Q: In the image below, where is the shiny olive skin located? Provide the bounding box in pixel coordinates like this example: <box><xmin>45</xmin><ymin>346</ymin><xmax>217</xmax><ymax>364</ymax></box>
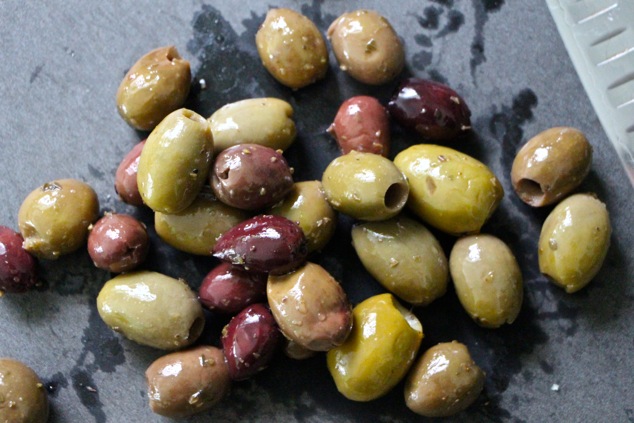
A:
<box><xmin>256</xmin><ymin>8</ymin><xmax>328</xmax><ymax>89</ymax></box>
<box><xmin>0</xmin><ymin>226</ymin><xmax>39</xmax><ymax>293</ymax></box>
<box><xmin>0</xmin><ymin>358</ymin><xmax>49</xmax><ymax>423</ymax></box>
<box><xmin>269</xmin><ymin>181</ymin><xmax>337</xmax><ymax>253</ymax></box>
<box><xmin>450</xmin><ymin>235</ymin><xmax>523</xmax><ymax>328</ymax></box>
<box><xmin>222</xmin><ymin>303</ymin><xmax>282</xmax><ymax>381</ymax></box>
<box><xmin>155</xmin><ymin>191</ymin><xmax>248</xmax><ymax>256</ymax></box>
<box><xmin>114</xmin><ymin>140</ymin><xmax>145</xmax><ymax>206</ymax></box>
<box><xmin>116</xmin><ymin>46</ymin><xmax>191</xmax><ymax>131</ymax></box>
<box><xmin>146</xmin><ymin>345</ymin><xmax>230</xmax><ymax>418</ymax></box>
<box><xmin>327</xmin><ymin>96</ymin><xmax>390</xmax><ymax>157</ymax></box>
<box><xmin>394</xmin><ymin>144</ymin><xmax>503</xmax><ymax>235</ymax></box>
<box><xmin>327</xmin><ymin>10</ymin><xmax>404</xmax><ymax>85</ymax></box>
<box><xmin>538</xmin><ymin>193</ymin><xmax>611</xmax><ymax>293</ymax></box>
<box><xmin>18</xmin><ymin>179</ymin><xmax>99</xmax><ymax>260</ymax></box>
<box><xmin>87</xmin><ymin>213</ymin><xmax>149</xmax><ymax>273</ymax></box>
<box><xmin>267</xmin><ymin>262</ymin><xmax>352</xmax><ymax>351</ymax></box>
<box><xmin>405</xmin><ymin>341</ymin><xmax>485</xmax><ymax>417</ymax></box>
<box><xmin>198</xmin><ymin>262</ymin><xmax>267</xmax><ymax>314</ymax></box>
<box><xmin>213</xmin><ymin>215</ymin><xmax>308</xmax><ymax>275</ymax></box>
<box><xmin>511</xmin><ymin>127</ymin><xmax>592</xmax><ymax>207</ymax></box>
<box><xmin>388</xmin><ymin>78</ymin><xmax>472</xmax><ymax>141</ymax></box>
<box><xmin>97</xmin><ymin>271</ymin><xmax>205</xmax><ymax>350</ymax></box>
<box><xmin>209</xmin><ymin>98</ymin><xmax>297</xmax><ymax>154</ymax></box>
<box><xmin>326</xmin><ymin>293</ymin><xmax>423</xmax><ymax>401</ymax></box>
<box><xmin>137</xmin><ymin>108</ymin><xmax>214</xmax><ymax>214</ymax></box>
<box><xmin>211</xmin><ymin>144</ymin><xmax>294</xmax><ymax>211</ymax></box>
<box><xmin>322</xmin><ymin>151</ymin><xmax>409</xmax><ymax>221</ymax></box>
<box><xmin>351</xmin><ymin>216</ymin><xmax>448</xmax><ymax>306</ymax></box>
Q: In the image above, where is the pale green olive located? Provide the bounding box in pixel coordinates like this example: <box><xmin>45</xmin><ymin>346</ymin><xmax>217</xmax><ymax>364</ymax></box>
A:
<box><xmin>0</xmin><ymin>358</ymin><xmax>49</xmax><ymax>423</ymax></box>
<box><xmin>137</xmin><ymin>108</ymin><xmax>214</xmax><ymax>214</ymax></box>
<box><xmin>351</xmin><ymin>216</ymin><xmax>448</xmax><ymax>306</ymax></box>
<box><xmin>394</xmin><ymin>144</ymin><xmax>503</xmax><ymax>235</ymax></box>
<box><xmin>322</xmin><ymin>151</ymin><xmax>409</xmax><ymax>221</ymax></box>
<box><xmin>209</xmin><ymin>97</ymin><xmax>296</xmax><ymax>154</ymax></box>
<box><xmin>269</xmin><ymin>181</ymin><xmax>337</xmax><ymax>253</ymax></box>
<box><xmin>449</xmin><ymin>234</ymin><xmax>523</xmax><ymax>328</ymax></box>
<box><xmin>538</xmin><ymin>193</ymin><xmax>611</xmax><ymax>293</ymax></box>
<box><xmin>97</xmin><ymin>271</ymin><xmax>205</xmax><ymax>350</ymax></box>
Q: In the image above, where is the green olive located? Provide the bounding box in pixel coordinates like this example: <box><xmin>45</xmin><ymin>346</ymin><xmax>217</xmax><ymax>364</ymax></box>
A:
<box><xmin>18</xmin><ymin>179</ymin><xmax>99</xmax><ymax>260</ymax></box>
<box><xmin>449</xmin><ymin>234</ymin><xmax>523</xmax><ymax>328</ymax></box>
<box><xmin>269</xmin><ymin>181</ymin><xmax>337</xmax><ymax>253</ymax></box>
<box><xmin>538</xmin><ymin>193</ymin><xmax>611</xmax><ymax>293</ymax></box>
<box><xmin>137</xmin><ymin>108</ymin><xmax>214</xmax><ymax>214</ymax></box>
<box><xmin>351</xmin><ymin>216</ymin><xmax>448</xmax><ymax>306</ymax></box>
<box><xmin>394</xmin><ymin>144</ymin><xmax>503</xmax><ymax>235</ymax></box>
<box><xmin>322</xmin><ymin>151</ymin><xmax>409</xmax><ymax>221</ymax></box>
<box><xmin>116</xmin><ymin>46</ymin><xmax>191</xmax><ymax>131</ymax></box>
<box><xmin>97</xmin><ymin>271</ymin><xmax>205</xmax><ymax>350</ymax></box>
<box><xmin>326</xmin><ymin>293</ymin><xmax>423</xmax><ymax>401</ymax></box>
<box><xmin>404</xmin><ymin>341</ymin><xmax>485</xmax><ymax>417</ymax></box>
<box><xmin>0</xmin><ymin>358</ymin><xmax>49</xmax><ymax>423</ymax></box>
<box><xmin>209</xmin><ymin>97</ymin><xmax>297</xmax><ymax>154</ymax></box>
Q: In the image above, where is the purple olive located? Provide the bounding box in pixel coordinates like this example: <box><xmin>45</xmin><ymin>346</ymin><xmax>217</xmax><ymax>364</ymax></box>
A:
<box><xmin>0</xmin><ymin>225</ymin><xmax>39</xmax><ymax>293</ymax></box>
<box><xmin>388</xmin><ymin>78</ymin><xmax>471</xmax><ymax>141</ymax></box>
<box><xmin>212</xmin><ymin>215</ymin><xmax>307</xmax><ymax>275</ymax></box>
<box><xmin>222</xmin><ymin>303</ymin><xmax>281</xmax><ymax>380</ymax></box>
<box><xmin>199</xmin><ymin>262</ymin><xmax>267</xmax><ymax>314</ymax></box>
<box><xmin>114</xmin><ymin>140</ymin><xmax>145</xmax><ymax>206</ymax></box>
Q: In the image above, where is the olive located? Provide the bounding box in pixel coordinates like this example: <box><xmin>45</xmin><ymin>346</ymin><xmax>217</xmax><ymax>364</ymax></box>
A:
<box><xmin>116</xmin><ymin>46</ymin><xmax>191</xmax><ymax>131</ymax></box>
<box><xmin>326</xmin><ymin>293</ymin><xmax>423</xmax><ymax>401</ymax></box>
<box><xmin>327</xmin><ymin>10</ymin><xmax>404</xmax><ymax>85</ymax></box>
<box><xmin>404</xmin><ymin>341</ymin><xmax>485</xmax><ymax>417</ymax></box>
<box><xmin>137</xmin><ymin>108</ymin><xmax>214</xmax><ymax>214</ymax></box>
<box><xmin>114</xmin><ymin>140</ymin><xmax>145</xmax><ymax>206</ymax></box>
<box><xmin>18</xmin><ymin>179</ymin><xmax>99</xmax><ymax>260</ymax></box>
<box><xmin>394</xmin><ymin>144</ymin><xmax>503</xmax><ymax>235</ymax></box>
<box><xmin>282</xmin><ymin>338</ymin><xmax>316</xmax><ymax>360</ymax></box>
<box><xmin>538</xmin><ymin>193</ymin><xmax>611</xmax><ymax>293</ymax></box>
<box><xmin>511</xmin><ymin>127</ymin><xmax>592</xmax><ymax>207</ymax></box>
<box><xmin>256</xmin><ymin>8</ymin><xmax>328</xmax><ymax>89</ymax></box>
<box><xmin>209</xmin><ymin>97</ymin><xmax>297</xmax><ymax>154</ymax></box>
<box><xmin>0</xmin><ymin>226</ymin><xmax>39</xmax><ymax>294</ymax></box>
<box><xmin>97</xmin><ymin>271</ymin><xmax>205</xmax><ymax>350</ymax></box>
<box><xmin>322</xmin><ymin>151</ymin><xmax>409</xmax><ymax>221</ymax></box>
<box><xmin>450</xmin><ymin>234</ymin><xmax>523</xmax><ymax>328</ymax></box>
<box><xmin>388</xmin><ymin>78</ymin><xmax>472</xmax><ymax>141</ymax></box>
<box><xmin>198</xmin><ymin>262</ymin><xmax>267</xmax><ymax>314</ymax></box>
<box><xmin>146</xmin><ymin>346</ymin><xmax>231</xmax><ymax>418</ymax></box>
<box><xmin>351</xmin><ymin>216</ymin><xmax>448</xmax><ymax>306</ymax></box>
<box><xmin>0</xmin><ymin>358</ymin><xmax>49</xmax><ymax>423</ymax></box>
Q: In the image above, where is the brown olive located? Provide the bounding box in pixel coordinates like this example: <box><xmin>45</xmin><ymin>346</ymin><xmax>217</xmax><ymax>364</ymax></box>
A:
<box><xmin>198</xmin><ymin>262</ymin><xmax>267</xmax><ymax>314</ymax></box>
<box><xmin>0</xmin><ymin>225</ymin><xmax>39</xmax><ymax>294</ymax></box>
<box><xmin>114</xmin><ymin>140</ymin><xmax>145</xmax><ymax>206</ymax></box>
<box><xmin>0</xmin><ymin>358</ymin><xmax>49</xmax><ymax>423</ymax></box>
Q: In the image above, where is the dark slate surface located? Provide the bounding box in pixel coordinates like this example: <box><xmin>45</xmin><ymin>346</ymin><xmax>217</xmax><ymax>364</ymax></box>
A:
<box><xmin>1</xmin><ymin>1</ymin><xmax>633</xmax><ymax>422</ymax></box>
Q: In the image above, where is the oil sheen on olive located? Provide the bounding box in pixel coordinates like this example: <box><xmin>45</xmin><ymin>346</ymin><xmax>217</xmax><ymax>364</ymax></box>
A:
<box><xmin>114</xmin><ymin>140</ymin><xmax>146</xmax><ymax>206</ymax></box>
<box><xmin>0</xmin><ymin>226</ymin><xmax>39</xmax><ymax>294</ymax></box>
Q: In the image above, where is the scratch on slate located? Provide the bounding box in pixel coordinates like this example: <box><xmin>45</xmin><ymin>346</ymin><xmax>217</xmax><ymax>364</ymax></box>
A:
<box><xmin>30</xmin><ymin>63</ymin><xmax>45</xmax><ymax>83</ymax></box>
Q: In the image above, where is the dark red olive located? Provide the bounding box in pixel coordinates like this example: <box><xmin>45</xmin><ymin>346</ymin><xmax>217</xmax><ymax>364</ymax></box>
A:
<box><xmin>0</xmin><ymin>225</ymin><xmax>39</xmax><ymax>293</ymax></box>
<box><xmin>222</xmin><ymin>303</ymin><xmax>281</xmax><ymax>380</ymax></box>
<box><xmin>199</xmin><ymin>263</ymin><xmax>267</xmax><ymax>314</ymax></box>
<box><xmin>388</xmin><ymin>78</ymin><xmax>471</xmax><ymax>141</ymax></box>
<box><xmin>115</xmin><ymin>140</ymin><xmax>146</xmax><ymax>206</ymax></box>
<box><xmin>212</xmin><ymin>215</ymin><xmax>307</xmax><ymax>275</ymax></box>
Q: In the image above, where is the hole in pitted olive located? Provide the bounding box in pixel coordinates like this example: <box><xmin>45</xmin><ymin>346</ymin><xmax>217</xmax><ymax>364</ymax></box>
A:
<box><xmin>516</xmin><ymin>178</ymin><xmax>545</xmax><ymax>204</ymax></box>
<box><xmin>218</xmin><ymin>167</ymin><xmax>230</xmax><ymax>180</ymax></box>
<box><xmin>188</xmin><ymin>317</ymin><xmax>205</xmax><ymax>341</ymax></box>
<box><xmin>384</xmin><ymin>182</ymin><xmax>408</xmax><ymax>210</ymax></box>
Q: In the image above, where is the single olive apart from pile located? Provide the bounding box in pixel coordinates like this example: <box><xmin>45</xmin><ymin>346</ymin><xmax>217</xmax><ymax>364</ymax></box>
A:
<box><xmin>0</xmin><ymin>226</ymin><xmax>39</xmax><ymax>293</ymax></box>
<box><xmin>0</xmin><ymin>358</ymin><xmax>49</xmax><ymax>423</ymax></box>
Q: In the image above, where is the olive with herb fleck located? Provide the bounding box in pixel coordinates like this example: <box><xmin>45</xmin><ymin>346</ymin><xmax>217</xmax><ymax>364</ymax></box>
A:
<box><xmin>0</xmin><ymin>358</ymin><xmax>49</xmax><ymax>423</ymax></box>
<box><xmin>0</xmin><ymin>226</ymin><xmax>39</xmax><ymax>294</ymax></box>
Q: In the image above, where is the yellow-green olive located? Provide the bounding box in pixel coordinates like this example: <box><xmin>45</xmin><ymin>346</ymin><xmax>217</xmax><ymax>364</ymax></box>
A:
<box><xmin>351</xmin><ymin>216</ymin><xmax>448</xmax><ymax>306</ymax></box>
<box><xmin>269</xmin><ymin>181</ymin><xmax>337</xmax><ymax>253</ymax></box>
<box><xmin>18</xmin><ymin>179</ymin><xmax>99</xmax><ymax>260</ymax></box>
<box><xmin>137</xmin><ymin>108</ymin><xmax>214</xmax><ymax>214</ymax></box>
<box><xmin>327</xmin><ymin>10</ymin><xmax>404</xmax><ymax>85</ymax></box>
<box><xmin>0</xmin><ymin>358</ymin><xmax>49</xmax><ymax>423</ymax></box>
<box><xmin>116</xmin><ymin>46</ymin><xmax>191</xmax><ymax>131</ymax></box>
<box><xmin>538</xmin><ymin>193</ymin><xmax>611</xmax><ymax>293</ymax></box>
<box><xmin>327</xmin><ymin>293</ymin><xmax>423</xmax><ymax>401</ymax></box>
<box><xmin>404</xmin><ymin>341</ymin><xmax>485</xmax><ymax>417</ymax></box>
<box><xmin>97</xmin><ymin>271</ymin><xmax>205</xmax><ymax>350</ymax></box>
<box><xmin>322</xmin><ymin>151</ymin><xmax>409</xmax><ymax>221</ymax></box>
<box><xmin>449</xmin><ymin>234</ymin><xmax>523</xmax><ymax>328</ymax></box>
<box><xmin>394</xmin><ymin>144</ymin><xmax>503</xmax><ymax>235</ymax></box>
<box><xmin>511</xmin><ymin>127</ymin><xmax>592</xmax><ymax>207</ymax></box>
<box><xmin>256</xmin><ymin>8</ymin><xmax>329</xmax><ymax>89</ymax></box>
<box><xmin>155</xmin><ymin>190</ymin><xmax>249</xmax><ymax>256</ymax></box>
<box><xmin>209</xmin><ymin>97</ymin><xmax>297</xmax><ymax>154</ymax></box>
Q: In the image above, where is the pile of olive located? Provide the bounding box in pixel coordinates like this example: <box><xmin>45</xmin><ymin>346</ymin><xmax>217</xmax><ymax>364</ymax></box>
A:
<box><xmin>0</xmin><ymin>6</ymin><xmax>612</xmax><ymax>422</ymax></box>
